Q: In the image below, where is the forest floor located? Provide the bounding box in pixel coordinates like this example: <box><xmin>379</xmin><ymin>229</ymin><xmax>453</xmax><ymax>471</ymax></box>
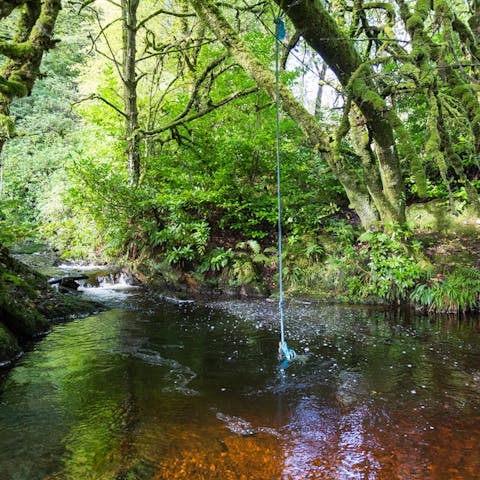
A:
<box><xmin>420</xmin><ymin>230</ymin><xmax>480</xmax><ymax>270</ymax></box>
<box><xmin>408</xmin><ymin>201</ymin><xmax>480</xmax><ymax>269</ymax></box>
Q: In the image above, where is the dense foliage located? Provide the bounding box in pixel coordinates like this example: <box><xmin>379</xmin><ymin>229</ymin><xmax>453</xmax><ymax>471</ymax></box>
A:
<box><xmin>1</xmin><ymin>0</ymin><xmax>479</xmax><ymax>313</ymax></box>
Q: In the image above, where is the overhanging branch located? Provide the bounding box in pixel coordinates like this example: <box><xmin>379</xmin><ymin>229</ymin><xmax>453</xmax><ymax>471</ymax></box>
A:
<box><xmin>142</xmin><ymin>86</ymin><xmax>259</xmax><ymax>138</ymax></box>
<box><xmin>137</xmin><ymin>8</ymin><xmax>196</xmax><ymax>30</ymax></box>
<box><xmin>74</xmin><ymin>93</ymin><xmax>127</xmax><ymax>118</ymax></box>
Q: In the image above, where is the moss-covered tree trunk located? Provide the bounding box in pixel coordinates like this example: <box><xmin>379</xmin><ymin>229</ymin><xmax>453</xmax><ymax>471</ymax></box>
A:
<box><xmin>393</xmin><ymin>0</ymin><xmax>480</xmax><ymax>214</ymax></box>
<box><xmin>273</xmin><ymin>0</ymin><xmax>406</xmax><ymax>225</ymax></box>
<box><xmin>0</xmin><ymin>0</ymin><xmax>62</xmax><ymax>154</ymax></box>
<box><xmin>0</xmin><ymin>0</ymin><xmax>62</xmax><ymax>364</ymax></box>
<box><xmin>190</xmin><ymin>0</ymin><xmax>380</xmax><ymax>229</ymax></box>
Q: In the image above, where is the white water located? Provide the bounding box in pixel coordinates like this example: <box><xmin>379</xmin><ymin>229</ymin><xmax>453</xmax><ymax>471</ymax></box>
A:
<box><xmin>65</xmin><ymin>267</ymin><xmax>142</xmax><ymax>303</ymax></box>
<box><xmin>56</xmin><ymin>263</ymin><xmax>110</xmax><ymax>271</ymax></box>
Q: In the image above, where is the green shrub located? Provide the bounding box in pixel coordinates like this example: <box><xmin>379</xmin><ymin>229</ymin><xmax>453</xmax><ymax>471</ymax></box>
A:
<box><xmin>346</xmin><ymin>225</ymin><xmax>426</xmax><ymax>303</ymax></box>
<box><xmin>411</xmin><ymin>266</ymin><xmax>480</xmax><ymax>313</ymax></box>
<box><xmin>199</xmin><ymin>247</ymin><xmax>235</xmax><ymax>273</ymax></box>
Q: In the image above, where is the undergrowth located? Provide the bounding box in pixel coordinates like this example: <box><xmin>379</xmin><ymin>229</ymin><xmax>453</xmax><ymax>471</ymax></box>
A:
<box><xmin>261</xmin><ymin>222</ymin><xmax>480</xmax><ymax>314</ymax></box>
<box><xmin>411</xmin><ymin>266</ymin><xmax>480</xmax><ymax>314</ymax></box>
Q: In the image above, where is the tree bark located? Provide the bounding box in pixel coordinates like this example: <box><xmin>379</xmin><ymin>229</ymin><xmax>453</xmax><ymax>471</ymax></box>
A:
<box><xmin>122</xmin><ymin>0</ymin><xmax>141</xmax><ymax>186</ymax></box>
<box><xmin>314</xmin><ymin>61</ymin><xmax>327</xmax><ymax>118</ymax></box>
<box><xmin>0</xmin><ymin>0</ymin><xmax>25</xmax><ymax>19</ymax></box>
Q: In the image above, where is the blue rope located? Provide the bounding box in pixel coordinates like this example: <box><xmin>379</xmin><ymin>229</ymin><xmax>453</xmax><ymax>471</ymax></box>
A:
<box><xmin>275</xmin><ymin>17</ymin><xmax>296</xmax><ymax>364</ymax></box>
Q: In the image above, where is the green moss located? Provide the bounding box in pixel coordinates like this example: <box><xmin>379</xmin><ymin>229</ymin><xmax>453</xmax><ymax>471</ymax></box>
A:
<box><xmin>0</xmin><ymin>249</ymin><xmax>47</xmax><ymax>337</ymax></box>
<box><xmin>417</xmin><ymin>0</ymin><xmax>431</xmax><ymax>16</ymax></box>
<box><xmin>0</xmin><ymin>322</ymin><xmax>21</xmax><ymax>363</ymax></box>
<box><xmin>0</xmin><ymin>297</ymin><xmax>48</xmax><ymax>337</ymax></box>
<box><xmin>362</xmin><ymin>90</ymin><xmax>386</xmax><ymax>110</ymax></box>
<box><xmin>0</xmin><ymin>113</ymin><xmax>15</xmax><ymax>138</ymax></box>
<box><xmin>2</xmin><ymin>272</ymin><xmax>28</xmax><ymax>288</ymax></box>
<box><xmin>452</xmin><ymin>84</ymin><xmax>478</xmax><ymax>111</ymax></box>
<box><xmin>350</xmin><ymin>78</ymin><xmax>386</xmax><ymax>111</ymax></box>
<box><xmin>0</xmin><ymin>73</ymin><xmax>23</xmax><ymax>97</ymax></box>
<box><xmin>390</xmin><ymin>112</ymin><xmax>427</xmax><ymax>197</ymax></box>
<box><xmin>472</xmin><ymin>113</ymin><xmax>480</xmax><ymax>130</ymax></box>
<box><xmin>434</xmin><ymin>0</ymin><xmax>453</xmax><ymax>19</ymax></box>
<box><xmin>406</xmin><ymin>13</ymin><xmax>424</xmax><ymax>31</ymax></box>
<box><xmin>0</xmin><ymin>245</ymin><xmax>102</xmax><ymax>347</ymax></box>
<box><xmin>0</xmin><ymin>40</ymin><xmax>35</xmax><ymax>59</ymax></box>
<box><xmin>411</xmin><ymin>45</ymin><xmax>430</xmax><ymax>63</ymax></box>
<box><xmin>6</xmin><ymin>75</ymin><xmax>28</xmax><ymax>97</ymax></box>
<box><xmin>350</xmin><ymin>78</ymin><xmax>367</xmax><ymax>96</ymax></box>
<box><xmin>407</xmin><ymin>200</ymin><xmax>478</xmax><ymax>231</ymax></box>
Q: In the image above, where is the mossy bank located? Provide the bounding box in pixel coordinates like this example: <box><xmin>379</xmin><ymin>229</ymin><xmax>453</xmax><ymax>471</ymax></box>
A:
<box><xmin>0</xmin><ymin>246</ymin><xmax>102</xmax><ymax>366</ymax></box>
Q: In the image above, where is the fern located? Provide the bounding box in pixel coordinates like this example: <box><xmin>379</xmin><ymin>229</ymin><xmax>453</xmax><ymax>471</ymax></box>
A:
<box><xmin>412</xmin><ymin>266</ymin><xmax>480</xmax><ymax>313</ymax></box>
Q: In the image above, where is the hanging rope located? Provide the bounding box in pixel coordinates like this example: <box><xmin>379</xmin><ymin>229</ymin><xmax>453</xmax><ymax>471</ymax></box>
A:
<box><xmin>275</xmin><ymin>17</ymin><xmax>296</xmax><ymax>363</ymax></box>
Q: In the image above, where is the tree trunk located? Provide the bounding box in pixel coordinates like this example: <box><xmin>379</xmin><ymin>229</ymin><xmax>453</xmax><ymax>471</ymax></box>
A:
<box><xmin>122</xmin><ymin>0</ymin><xmax>141</xmax><ymax>186</ymax></box>
<box><xmin>314</xmin><ymin>61</ymin><xmax>327</xmax><ymax>118</ymax></box>
<box><xmin>190</xmin><ymin>0</ymin><xmax>380</xmax><ymax>229</ymax></box>
<box><xmin>274</xmin><ymin>0</ymin><xmax>406</xmax><ymax>225</ymax></box>
<box><xmin>0</xmin><ymin>0</ymin><xmax>61</xmax><ymax>156</ymax></box>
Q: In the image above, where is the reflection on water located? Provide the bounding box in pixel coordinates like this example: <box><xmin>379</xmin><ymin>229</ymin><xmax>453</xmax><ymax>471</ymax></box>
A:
<box><xmin>0</xmin><ymin>292</ymin><xmax>480</xmax><ymax>479</ymax></box>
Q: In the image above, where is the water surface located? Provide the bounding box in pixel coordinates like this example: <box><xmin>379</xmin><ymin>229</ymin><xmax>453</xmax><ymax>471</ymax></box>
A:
<box><xmin>1</xmin><ymin>288</ymin><xmax>479</xmax><ymax>479</ymax></box>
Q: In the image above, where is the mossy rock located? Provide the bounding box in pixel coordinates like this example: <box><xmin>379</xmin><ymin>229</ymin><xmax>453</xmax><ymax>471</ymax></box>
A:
<box><xmin>0</xmin><ymin>323</ymin><xmax>21</xmax><ymax>364</ymax></box>
<box><xmin>0</xmin><ymin>245</ymin><xmax>105</xmax><ymax>365</ymax></box>
<box><xmin>0</xmin><ymin>303</ymin><xmax>48</xmax><ymax>338</ymax></box>
<box><xmin>37</xmin><ymin>290</ymin><xmax>103</xmax><ymax>319</ymax></box>
<box><xmin>0</xmin><ymin>250</ymin><xmax>50</xmax><ymax>337</ymax></box>
<box><xmin>407</xmin><ymin>200</ymin><xmax>480</xmax><ymax>233</ymax></box>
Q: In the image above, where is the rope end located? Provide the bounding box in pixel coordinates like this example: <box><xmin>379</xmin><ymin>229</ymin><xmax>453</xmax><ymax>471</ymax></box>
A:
<box><xmin>278</xmin><ymin>341</ymin><xmax>296</xmax><ymax>362</ymax></box>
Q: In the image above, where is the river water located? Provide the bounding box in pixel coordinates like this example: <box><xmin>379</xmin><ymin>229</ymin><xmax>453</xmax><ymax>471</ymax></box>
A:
<box><xmin>0</xmin><ymin>283</ymin><xmax>479</xmax><ymax>479</ymax></box>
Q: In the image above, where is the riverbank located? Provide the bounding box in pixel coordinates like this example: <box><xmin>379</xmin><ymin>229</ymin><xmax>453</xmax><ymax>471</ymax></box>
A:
<box><xmin>0</xmin><ymin>245</ymin><xmax>103</xmax><ymax>366</ymax></box>
<box><xmin>134</xmin><ymin>202</ymin><xmax>480</xmax><ymax>314</ymax></box>
<box><xmin>1</xmin><ymin>200</ymin><xmax>479</xmax><ymax>366</ymax></box>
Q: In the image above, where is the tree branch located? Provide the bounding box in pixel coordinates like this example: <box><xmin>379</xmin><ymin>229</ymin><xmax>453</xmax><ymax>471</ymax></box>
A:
<box><xmin>280</xmin><ymin>30</ymin><xmax>300</xmax><ymax>71</ymax></box>
<box><xmin>137</xmin><ymin>38</ymin><xmax>215</xmax><ymax>62</ymax></box>
<box><xmin>87</xmin><ymin>6</ymin><xmax>125</xmax><ymax>83</ymax></box>
<box><xmin>0</xmin><ymin>40</ymin><xmax>34</xmax><ymax>59</ymax></box>
<box><xmin>177</xmin><ymin>53</ymin><xmax>229</xmax><ymax>122</ymax></box>
<box><xmin>142</xmin><ymin>87</ymin><xmax>259</xmax><ymax>137</ymax></box>
<box><xmin>0</xmin><ymin>0</ymin><xmax>25</xmax><ymax>19</ymax></box>
<box><xmin>75</xmin><ymin>94</ymin><xmax>127</xmax><ymax>118</ymax></box>
<box><xmin>137</xmin><ymin>8</ymin><xmax>196</xmax><ymax>30</ymax></box>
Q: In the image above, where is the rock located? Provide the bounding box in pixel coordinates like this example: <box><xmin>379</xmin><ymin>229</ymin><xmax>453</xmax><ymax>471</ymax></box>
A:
<box><xmin>47</xmin><ymin>274</ymin><xmax>88</xmax><ymax>290</ymax></box>
<box><xmin>0</xmin><ymin>323</ymin><xmax>21</xmax><ymax>366</ymax></box>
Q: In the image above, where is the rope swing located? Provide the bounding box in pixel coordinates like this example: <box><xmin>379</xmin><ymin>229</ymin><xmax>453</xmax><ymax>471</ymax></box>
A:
<box><xmin>275</xmin><ymin>17</ymin><xmax>296</xmax><ymax>364</ymax></box>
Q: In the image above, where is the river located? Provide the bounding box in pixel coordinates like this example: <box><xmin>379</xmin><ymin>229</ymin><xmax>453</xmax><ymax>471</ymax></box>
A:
<box><xmin>0</xmin><ymin>281</ymin><xmax>479</xmax><ymax>479</ymax></box>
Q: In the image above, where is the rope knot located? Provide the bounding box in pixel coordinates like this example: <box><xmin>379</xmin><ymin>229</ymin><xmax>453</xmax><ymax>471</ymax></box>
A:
<box><xmin>278</xmin><ymin>341</ymin><xmax>296</xmax><ymax>362</ymax></box>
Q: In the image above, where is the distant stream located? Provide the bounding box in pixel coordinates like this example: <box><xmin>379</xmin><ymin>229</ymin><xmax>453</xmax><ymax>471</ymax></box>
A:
<box><xmin>0</xmin><ymin>276</ymin><xmax>479</xmax><ymax>479</ymax></box>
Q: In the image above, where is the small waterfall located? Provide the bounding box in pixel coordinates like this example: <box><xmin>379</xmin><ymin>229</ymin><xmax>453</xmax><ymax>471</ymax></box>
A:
<box><xmin>78</xmin><ymin>271</ymin><xmax>137</xmax><ymax>290</ymax></box>
<box><xmin>48</xmin><ymin>264</ymin><xmax>141</xmax><ymax>302</ymax></box>
<box><xmin>75</xmin><ymin>269</ymin><xmax>142</xmax><ymax>304</ymax></box>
